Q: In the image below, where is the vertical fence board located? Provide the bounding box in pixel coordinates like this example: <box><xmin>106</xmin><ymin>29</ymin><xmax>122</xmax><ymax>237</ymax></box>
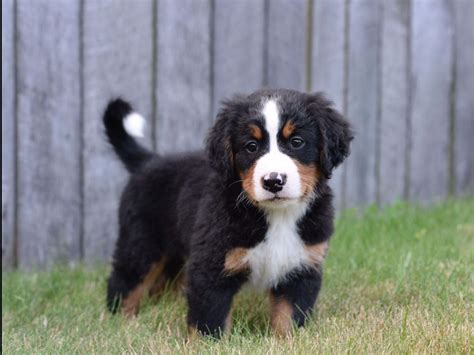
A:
<box><xmin>409</xmin><ymin>0</ymin><xmax>453</xmax><ymax>202</ymax></box>
<box><xmin>266</xmin><ymin>0</ymin><xmax>307</xmax><ymax>90</ymax></box>
<box><xmin>453</xmin><ymin>0</ymin><xmax>474</xmax><ymax>196</ymax></box>
<box><xmin>156</xmin><ymin>0</ymin><xmax>211</xmax><ymax>154</ymax></box>
<box><xmin>2</xmin><ymin>0</ymin><xmax>15</xmax><ymax>268</ymax></box>
<box><xmin>213</xmin><ymin>0</ymin><xmax>265</xmax><ymax>117</ymax></box>
<box><xmin>4</xmin><ymin>0</ymin><xmax>474</xmax><ymax>269</ymax></box>
<box><xmin>379</xmin><ymin>0</ymin><xmax>409</xmax><ymax>204</ymax></box>
<box><xmin>345</xmin><ymin>0</ymin><xmax>382</xmax><ymax>208</ymax></box>
<box><xmin>312</xmin><ymin>0</ymin><xmax>347</xmax><ymax>211</ymax></box>
<box><xmin>16</xmin><ymin>0</ymin><xmax>81</xmax><ymax>268</ymax></box>
<box><xmin>83</xmin><ymin>0</ymin><xmax>153</xmax><ymax>263</ymax></box>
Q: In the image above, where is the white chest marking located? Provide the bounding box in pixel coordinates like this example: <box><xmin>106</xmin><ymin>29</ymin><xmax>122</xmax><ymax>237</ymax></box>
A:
<box><xmin>245</xmin><ymin>202</ymin><xmax>311</xmax><ymax>290</ymax></box>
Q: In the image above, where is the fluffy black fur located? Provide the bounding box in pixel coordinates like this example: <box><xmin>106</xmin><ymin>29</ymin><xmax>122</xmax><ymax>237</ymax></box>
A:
<box><xmin>104</xmin><ymin>89</ymin><xmax>353</xmax><ymax>338</ymax></box>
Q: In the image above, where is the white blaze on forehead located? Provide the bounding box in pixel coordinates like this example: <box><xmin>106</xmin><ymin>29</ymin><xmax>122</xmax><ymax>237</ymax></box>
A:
<box><xmin>262</xmin><ymin>99</ymin><xmax>280</xmax><ymax>152</ymax></box>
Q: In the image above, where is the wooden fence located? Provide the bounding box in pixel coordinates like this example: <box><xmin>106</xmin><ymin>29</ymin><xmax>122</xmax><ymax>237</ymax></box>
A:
<box><xmin>2</xmin><ymin>0</ymin><xmax>473</xmax><ymax>269</ymax></box>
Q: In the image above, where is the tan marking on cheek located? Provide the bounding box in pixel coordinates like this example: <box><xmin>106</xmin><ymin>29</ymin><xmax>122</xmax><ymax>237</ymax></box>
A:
<box><xmin>122</xmin><ymin>259</ymin><xmax>167</xmax><ymax>317</ymax></box>
<box><xmin>305</xmin><ymin>241</ymin><xmax>329</xmax><ymax>269</ymax></box>
<box><xmin>239</xmin><ymin>163</ymin><xmax>257</xmax><ymax>201</ymax></box>
<box><xmin>293</xmin><ymin>160</ymin><xmax>320</xmax><ymax>196</ymax></box>
<box><xmin>249</xmin><ymin>124</ymin><xmax>262</xmax><ymax>140</ymax></box>
<box><xmin>282</xmin><ymin>121</ymin><xmax>296</xmax><ymax>139</ymax></box>
<box><xmin>224</xmin><ymin>247</ymin><xmax>250</xmax><ymax>274</ymax></box>
<box><xmin>270</xmin><ymin>294</ymin><xmax>294</xmax><ymax>337</ymax></box>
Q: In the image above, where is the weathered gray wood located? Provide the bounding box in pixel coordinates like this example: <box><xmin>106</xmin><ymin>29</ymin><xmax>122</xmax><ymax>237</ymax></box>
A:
<box><xmin>155</xmin><ymin>0</ymin><xmax>211</xmax><ymax>154</ymax></box>
<box><xmin>409</xmin><ymin>0</ymin><xmax>453</xmax><ymax>202</ymax></box>
<box><xmin>266</xmin><ymin>0</ymin><xmax>307</xmax><ymax>90</ymax></box>
<box><xmin>453</xmin><ymin>0</ymin><xmax>474</xmax><ymax>196</ymax></box>
<box><xmin>4</xmin><ymin>0</ymin><xmax>474</xmax><ymax>269</ymax></box>
<box><xmin>16</xmin><ymin>0</ymin><xmax>81</xmax><ymax>268</ymax></box>
<box><xmin>312</xmin><ymin>0</ymin><xmax>347</xmax><ymax>211</ymax></box>
<box><xmin>213</xmin><ymin>0</ymin><xmax>265</xmax><ymax>117</ymax></box>
<box><xmin>345</xmin><ymin>0</ymin><xmax>382</xmax><ymax>208</ymax></box>
<box><xmin>2</xmin><ymin>0</ymin><xmax>15</xmax><ymax>269</ymax></box>
<box><xmin>379</xmin><ymin>0</ymin><xmax>409</xmax><ymax>205</ymax></box>
<box><xmin>83</xmin><ymin>0</ymin><xmax>154</xmax><ymax>263</ymax></box>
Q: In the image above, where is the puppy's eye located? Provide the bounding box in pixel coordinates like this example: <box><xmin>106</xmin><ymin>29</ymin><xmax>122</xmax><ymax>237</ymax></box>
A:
<box><xmin>290</xmin><ymin>136</ymin><xmax>305</xmax><ymax>149</ymax></box>
<box><xmin>245</xmin><ymin>141</ymin><xmax>258</xmax><ymax>153</ymax></box>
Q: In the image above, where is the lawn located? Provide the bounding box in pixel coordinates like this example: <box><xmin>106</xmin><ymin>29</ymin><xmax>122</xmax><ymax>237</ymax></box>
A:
<box><xmin>3</xmin><ymin>199</ymin><xmax>473</xmax><ymax>354</ymax></box>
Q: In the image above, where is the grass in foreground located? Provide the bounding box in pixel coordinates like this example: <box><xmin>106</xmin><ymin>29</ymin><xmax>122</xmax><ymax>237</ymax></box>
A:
<box><xmin>3</xmin><ymin>199</ymin><xmax>474</xmax><ymax>354</ymax></box>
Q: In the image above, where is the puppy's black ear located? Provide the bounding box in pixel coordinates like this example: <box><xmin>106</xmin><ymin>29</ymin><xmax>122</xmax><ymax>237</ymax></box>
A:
<box><xmin>308</xmin><ymin>93</ymin><xmax>354</xmax><ymax>179</ymax></box>
<box><xmin>206</xmin><ymin>106</ymin><xmax>235</xmax><ymax>182</ymax></box>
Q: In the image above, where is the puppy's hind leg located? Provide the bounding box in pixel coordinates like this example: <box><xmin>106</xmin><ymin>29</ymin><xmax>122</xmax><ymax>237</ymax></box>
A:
<box><xmin>107</xmin><ymin>260</ymin><xmax>166</xmax><ymax>317</ymax></box>
<box><xmin>107</xmin><ymin>248</ymin><xmax>167</xmax><ymax>317</ymax></box>
<box><xmin>148</xmin><ymin>256</ymin><xmax>186</xmax><ymax>298</ymax></box>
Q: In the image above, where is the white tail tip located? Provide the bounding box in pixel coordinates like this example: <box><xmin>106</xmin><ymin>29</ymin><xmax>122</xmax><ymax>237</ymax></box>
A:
<box><xmin>123</xmin><ymin>112</ymin><xmax>146</xmax><ymax>138</ymax></box>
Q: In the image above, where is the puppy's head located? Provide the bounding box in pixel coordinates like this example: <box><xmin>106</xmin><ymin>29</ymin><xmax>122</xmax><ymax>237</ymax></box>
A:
<box><xmin>206</xmin><ymin>89</ymin><xmax>353</xmax><ymax>209</ymax></box>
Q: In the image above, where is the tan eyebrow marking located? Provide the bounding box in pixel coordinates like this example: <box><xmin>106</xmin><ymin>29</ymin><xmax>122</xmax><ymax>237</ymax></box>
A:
<box><xmin>282</xmin><ymin>120</ymin><xmax>296</xmax><ymax>139</ymax></box>
<box><xmin>249</xmin><ymin>124</ymin><xmax>262</xmax><ymax>140</ymax></box>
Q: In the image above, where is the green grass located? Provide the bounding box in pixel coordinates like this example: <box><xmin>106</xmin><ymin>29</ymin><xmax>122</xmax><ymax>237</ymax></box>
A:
<box><xmin>3</xmin><ymin>199</ymin><xmax>474</xmax><ymax>354</ymax></box>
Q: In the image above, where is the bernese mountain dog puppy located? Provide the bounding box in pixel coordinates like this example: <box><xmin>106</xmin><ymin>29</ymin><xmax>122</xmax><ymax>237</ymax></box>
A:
<box><xmin>104</xmin><ymin>88</ymin><xmax>353</xmax><ymax>338</ymax></box>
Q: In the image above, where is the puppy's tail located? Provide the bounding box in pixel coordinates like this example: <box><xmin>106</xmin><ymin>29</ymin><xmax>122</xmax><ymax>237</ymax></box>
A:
<box><xmin>103</xmin><ymin>99</ymin><xmax>153</xmax><ymax>174</ymax></box>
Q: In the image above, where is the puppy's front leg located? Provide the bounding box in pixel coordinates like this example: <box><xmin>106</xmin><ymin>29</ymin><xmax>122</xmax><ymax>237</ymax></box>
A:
<box><xmin>270</xmin><ymin>268</ymin><xmax>322</xmax><ymax>337</ymax></box>
<box><xmin>186</xmin><ymin>270</ymin><xmax>241</xmax><ymax>338</ymax></box>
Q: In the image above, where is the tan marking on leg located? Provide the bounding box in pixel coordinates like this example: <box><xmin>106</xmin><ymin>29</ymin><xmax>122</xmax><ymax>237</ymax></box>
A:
<box><xmin>149</xmin><ymin>268</ymin><xmax>186</xmax><ymax>298</ymax></box>
<box><xmin>293</xmin><ymin>160</ymin><xmax>320</xmax><ymax>197</ymax></box>
<box><xmin>239</xmin><ymin>163</ymin><xmax>257</xmax><ymax>202</ymax></box>
<box><xmin>270</xmin><ymin>294</ymin><xmax>294</xmax><ymax>337</ymax></box>
<box><xmin>249</xmin><ymin>124</ymin><xmax>263</xmax><ymax>140</ymax></box>
<box><xmin>305</xmin><ymin>241</ymin><xmax>329</xmax><ymax>269</ymax></box>
<box><xmin>224</xmin><ymin>247</ymin><xmax>250</xmax><ymax>275</ymax></box>
<box><xmin>187</xmin><ymin>325</ymin><xmax>199</xmax><ymax>341</ymax></box>
<box><xmin>187</xmin><ymin>309</ymin><xmax>232</xmax><ymax>339</ymax></box>
<box><xmin>172</xmin><ymin>270</ymin><xmax>187</xmax><ymax>294</ymax></box>
<box><xmin>282</xmin><ymin>120</ymin><xmax>296</xmax><ymax>139</ymax></box>
<box><xmin>148</xmin><ymin>274</ymin><xmax>167</xmax><ymax>298</ymax></box>
<box><xmin>225</xmin><ymin>310</ymin><xmax>233</xmax><ymax>333</ymax></box>
<box><xmin>122</xmin><ymin>259</ymin><xmax>166</xmax><ymax>317</ymax></box>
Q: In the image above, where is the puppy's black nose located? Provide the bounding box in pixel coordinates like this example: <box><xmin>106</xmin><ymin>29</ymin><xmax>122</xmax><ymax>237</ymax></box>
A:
<box><xmin>262</xmin><ymin>172</ymin><xmax>287</xmax><ymax>193</ymax></box>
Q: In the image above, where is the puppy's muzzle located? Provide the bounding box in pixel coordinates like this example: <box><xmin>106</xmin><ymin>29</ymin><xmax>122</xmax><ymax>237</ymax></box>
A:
<box><xmin>262</xmin><ymin>172</ymin><xmax>287</xmax><ymax>193</ymax></box>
